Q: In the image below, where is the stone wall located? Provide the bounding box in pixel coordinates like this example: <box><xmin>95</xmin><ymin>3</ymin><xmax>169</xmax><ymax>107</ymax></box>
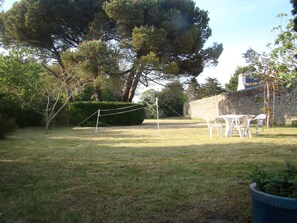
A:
<box><xmin>184</xmin><ymin>86</ymin><xmax>297</xmax><ymax>125</ymax></box>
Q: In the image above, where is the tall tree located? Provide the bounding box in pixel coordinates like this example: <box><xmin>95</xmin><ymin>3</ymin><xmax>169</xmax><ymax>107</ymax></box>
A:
<box><xmin>62</xmin><ymin>40</ymin><xmax>121</xmax><ymax>101</ymax></box>
<box><xmin>197</xmin><ymin>77</ymin><xmax>225</xmax><ymax>99</ymax></box>
<box><xmin>103</xmin><ymin>0</ymin><xmax>223</xmax><ymax>102</ymax></box>
<box><xmin>1</xmin><ymin>0</ymin><xmax>223</xmax><ymax>103</ymax></box>
<box><xmin>0</xmin><ymin>0</ymin><xmax>103</xmax><ymax>62</ymax></box>
<box><xmin>0</xmin><ymin>0</ymin><xmax>111</xmax><ymax>92</ymax></box>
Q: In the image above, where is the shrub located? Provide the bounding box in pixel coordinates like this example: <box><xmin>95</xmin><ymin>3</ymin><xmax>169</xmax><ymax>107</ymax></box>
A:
<box><xmin>0</xmin><ymin>114</ymin><xmax>18</xmax><ymax>139</ymax></box>
<box><xmin>251</xmin><ymin>163</ymin><xmax>297</xmax><ymax>198</ymax></box>
<box><xmin>69</xmin><ymin>101</ymin><xmax>145</xmax><ymax>127</ymax></box>
<box><xmin>0</xmin><ymin>93</ymin><xmax>43</xmax><ymax>127</ymax></box>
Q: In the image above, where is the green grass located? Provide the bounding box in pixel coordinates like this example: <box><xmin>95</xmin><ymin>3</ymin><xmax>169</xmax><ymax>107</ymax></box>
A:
<box><xmin>1</xmin><ymin>119</ymin><xmax>297</xmax><ymax>223</ymax></box>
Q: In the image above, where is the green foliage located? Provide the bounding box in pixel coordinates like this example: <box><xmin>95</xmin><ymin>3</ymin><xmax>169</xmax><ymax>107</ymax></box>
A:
<box><xmin>0</xmin><ymin>0</ymin><xmax>102</xmax><ymax>55</ymax></box>
<box><xmin>139</xmin><ymin>89</ymin><xmax>158</xmax><ymax>118</ymax></box>
<box><xmin>251</xmin><ymin>163</ymin><xmax>297</xmax><ymax>198</ymax></box>
<box><xmin>0</xmin><ymin>93</ymin><xmax>43</xmax><ymax>127</ymax></box>
<box><xmin>0</xmin><ymin>114</ymin><xmax>17</xmax><ymax>139</ymax></box>
<box><xmin>74</xmin><ymin>85</ymin><xmax>121</xmax><ymax>102</ymax></box>
<box><xmin>185</xmin><ymin>78</ymin><xmax>200</xmax><ymax>101</ymax></box>
<box><xmin>0</xmin><ymin>50</ymin><xmax>45</xmax><ymax>128</ymax></box>
<box><xmin>62</xmin><ymin>40</ymin><xmax>121</xmax><ymax>101</ymax></box>
<box><xmin>0</xmin><ymin>50</ymin><xmax>43</xmax><ymax>99</ymax></box>
<box><xmin>69</xmin><ymin>101</ymin><xmax>145</xmax><ymax>127</ymax></box>
<box><xmin>158</xmin><ymin>81</ymin><xmax>187</xmax><ymax>117</ymax></box>
<box><xmin>1</xmin><ymin>0</ymin><xmax>223</xmax><ymax>103</ymax></box>
<box><xmin>103</xmin><ymin>0</ymin><xmax>223</xmax><ymax>101</ymax></box>
<box><xmin>197</xmin><ymin>77</ymin><xmax>226</xmax><ymax>99</ymax></box>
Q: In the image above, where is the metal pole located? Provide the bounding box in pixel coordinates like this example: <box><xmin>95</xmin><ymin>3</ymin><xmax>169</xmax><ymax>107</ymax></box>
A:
<box><xmin>156</xmin><ymin>97</ymin><xmax>160</xmax><ymax>136</ymax></box>
<box><xmin>95</xmin><ymin>109</ymin><xmax>100</xmax><ymax>134</ymax></box>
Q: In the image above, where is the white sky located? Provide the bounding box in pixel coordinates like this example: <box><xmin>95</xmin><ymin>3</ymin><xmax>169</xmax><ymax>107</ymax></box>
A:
<box><xmin>2</xmin><ymin>0</ymin><xmax>294</xmax><ymax>92</ymax></box>
<box><xmin>194</xmin><ymin>0</ymin><xmax>294</xmax><ymax>85</ymax></box>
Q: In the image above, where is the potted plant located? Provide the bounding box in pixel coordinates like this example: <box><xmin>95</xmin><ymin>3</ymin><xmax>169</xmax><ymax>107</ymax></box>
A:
<box><xmin>250</xmin><ymin>163</ymin><xmax>297</xmax><ymax>223</ymax></box>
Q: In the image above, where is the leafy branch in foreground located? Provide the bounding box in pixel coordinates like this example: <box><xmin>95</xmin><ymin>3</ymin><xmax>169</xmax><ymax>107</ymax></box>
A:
<box><xmin>251</xmin><ymin>163</ymin><xmax>297</xmax><ymax>198</ymax></box>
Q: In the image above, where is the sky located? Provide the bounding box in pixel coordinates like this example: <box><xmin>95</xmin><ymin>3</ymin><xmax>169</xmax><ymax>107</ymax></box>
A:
<box><xmin>2</xmin><ymin>0</ymin><xmax>294</xmax><ymax>87</ymax></box>
<box><xmin>193</xmin><ymin>0</ymin><xmax>294</xmax><ymax>85</ymax></box>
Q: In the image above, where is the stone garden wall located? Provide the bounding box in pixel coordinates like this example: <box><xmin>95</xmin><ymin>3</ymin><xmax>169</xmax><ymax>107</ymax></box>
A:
<box><xmin>184</xmin><ymin>86</ymin><xmax>297</xmax><ymax>125</ymax></box>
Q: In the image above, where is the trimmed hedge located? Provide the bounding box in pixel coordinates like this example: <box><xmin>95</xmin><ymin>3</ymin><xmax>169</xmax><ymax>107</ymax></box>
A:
<box><xmin>69</xmin><ymin>101</ymin><xmax>145</xmax><ymax>127</ymax></box>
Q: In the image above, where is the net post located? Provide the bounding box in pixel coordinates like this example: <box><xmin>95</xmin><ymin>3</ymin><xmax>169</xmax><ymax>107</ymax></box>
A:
<box><xmin>95</xmin><ymin>109</ymin><xmax>100</xmax><ymax>134</ymax></box>
<box><xmin>156</xmin><ymin>97</ymin><xmax>160</xmax><ymax>136</ymax></box>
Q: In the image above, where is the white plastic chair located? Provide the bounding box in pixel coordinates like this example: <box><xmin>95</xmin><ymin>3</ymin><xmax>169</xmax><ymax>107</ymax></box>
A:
<box><xmin>205</xmin><ymin>117</ymin><xmax>223</xmax><ymax>138</ymax></box>
<box><xmin>232</xmin><ymin>115</ymin><xmax>253</xmax><ymax>139</ymax></box>
<box><xmin>252</xmin><ymin>114</ymin><xmax>266</xmax><ymax>135</ymax></box>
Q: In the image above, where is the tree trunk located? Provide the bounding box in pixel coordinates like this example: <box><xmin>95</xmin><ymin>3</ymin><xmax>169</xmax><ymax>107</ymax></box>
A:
<box><xmin>272</xmin><ymin>82</ymin><xmax>276</xmax><ymax>125</ymax></box>
<box><xmin>45</xmin><ymin>119</ymin><xmax>50</xmax><ymax>134</ymax></box>
<box><xmin>266</xmin><ymin>81</ymin><xmax>271</xmax><ymax>128</ymax></box>
<box><xmin>94</xmin><ymin>85</ymin><xmax>102</xmax><ymax>101</ymax></box>
<box><xmin>122</xmin><ymin>71</ymin><xmax>135</xmax><ymax>102</ymax></box>
<box><xmin>127</xmin><ymin>69</ymin><xmax>142</xmax><ymax>102</ymax></box>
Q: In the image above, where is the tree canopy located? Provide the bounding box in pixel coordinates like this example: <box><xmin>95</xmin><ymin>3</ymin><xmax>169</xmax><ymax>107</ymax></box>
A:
<box><xmin>103</xmin><ymin>0</ymin><xmax>223</xmax><ymax>101</ymax></box>
<box><xmin>196</xmin><ymin>77</ymin><xmax>225</xmax><ymax>99</ymax></box>
<box><xmin>0</xmin><ymin>0</ymin><xmax>223</xmax><ymax>102</ymax></box>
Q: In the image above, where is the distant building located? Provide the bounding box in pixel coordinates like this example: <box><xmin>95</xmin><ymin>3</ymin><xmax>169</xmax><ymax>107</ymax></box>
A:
<box><xmin>237</xmin><ymin>73</ymin><xmax>263</xmax><ymax>91</ymax></box>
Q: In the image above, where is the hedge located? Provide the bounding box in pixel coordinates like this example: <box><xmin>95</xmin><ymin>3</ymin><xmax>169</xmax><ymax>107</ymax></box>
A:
<box><xmin>69</xmin><ymin>101</ymin><xmax>145</xmax><ymax>127</ymax></box>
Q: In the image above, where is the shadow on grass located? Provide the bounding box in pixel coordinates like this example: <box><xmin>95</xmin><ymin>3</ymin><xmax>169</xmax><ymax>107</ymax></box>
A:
<box><xmin>258</xmin><ymin>133</ymin><xmax>297</xmax><ymax>138</ymax></box>
<box><xmin>1</xmin><ymin>123</ymin><xmax>297</xmax><ymax>223</ymax></box>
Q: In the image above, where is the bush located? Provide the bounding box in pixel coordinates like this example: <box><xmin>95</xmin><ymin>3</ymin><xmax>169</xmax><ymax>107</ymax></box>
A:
<box><xmin>69</xmin><ymin>101</ymin><xmax>145</xmax><ymax>127</ymax></box>
<box><xmin>0</xmin><ymin>114</ymin><xmax>18</xmax><ymax>139</ymax></box>
<box><xmin>251</xmin><ymin>163</ymin><xmax>297</xmax><ymax>198</ymax></box>
<box><xmin>0</xmin><ymin>93</ymin><xmax>43</xmax><ymax>127</ymax></box>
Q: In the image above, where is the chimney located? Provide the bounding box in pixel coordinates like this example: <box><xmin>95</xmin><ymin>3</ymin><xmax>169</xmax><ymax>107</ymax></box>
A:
<box><xmin>237</xmin><ymin>73</ymin><xmax>246</xmax><ymax>91</ymax></box>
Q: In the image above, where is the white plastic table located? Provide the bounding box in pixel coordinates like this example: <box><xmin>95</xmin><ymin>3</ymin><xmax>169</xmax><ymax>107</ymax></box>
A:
<box><xmin>218</xmin><ymin>115</ymin><xmax>254</xmax><ymax>137</ymax></box>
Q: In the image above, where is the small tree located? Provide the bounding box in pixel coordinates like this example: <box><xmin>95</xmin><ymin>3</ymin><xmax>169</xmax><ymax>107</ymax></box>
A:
<box><xmin>41</xmin><ymin>72</ymin><xmax>87</xmax><ymax>133</ymax></box>
<box><xmin>243</xmin><ymin>16</ymin><xmax>297</xmax><ymax>126</ymax></box>
<box><xmin>139</xmin><ymin>89</ymin><xmax>158</xmax><ymax>118</ymax></box>
<box><xmin>0</xmin><ymin>50</ymin><xmax>88</xmax><ymax>133</ymax></box>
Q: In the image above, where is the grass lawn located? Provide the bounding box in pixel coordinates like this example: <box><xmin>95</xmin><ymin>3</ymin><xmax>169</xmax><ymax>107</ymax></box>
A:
<box><xmin>1</xmin><ymin>119</ymin><xmax>297</xmax><ymax>223</ymax></box>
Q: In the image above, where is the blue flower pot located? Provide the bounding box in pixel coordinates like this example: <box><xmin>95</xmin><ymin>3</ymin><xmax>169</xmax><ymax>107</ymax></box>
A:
<box><xmin>250</xmin><ymin>183</ymin><xmax>297</xmax><ymax>223</ymax></box>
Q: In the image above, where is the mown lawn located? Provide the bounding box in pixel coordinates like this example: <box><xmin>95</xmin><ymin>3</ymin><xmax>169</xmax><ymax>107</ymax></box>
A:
<box><xmin>1</xmin><ymin>119</ymin><xmax>297</xmax><ymax>223</ymax></box>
